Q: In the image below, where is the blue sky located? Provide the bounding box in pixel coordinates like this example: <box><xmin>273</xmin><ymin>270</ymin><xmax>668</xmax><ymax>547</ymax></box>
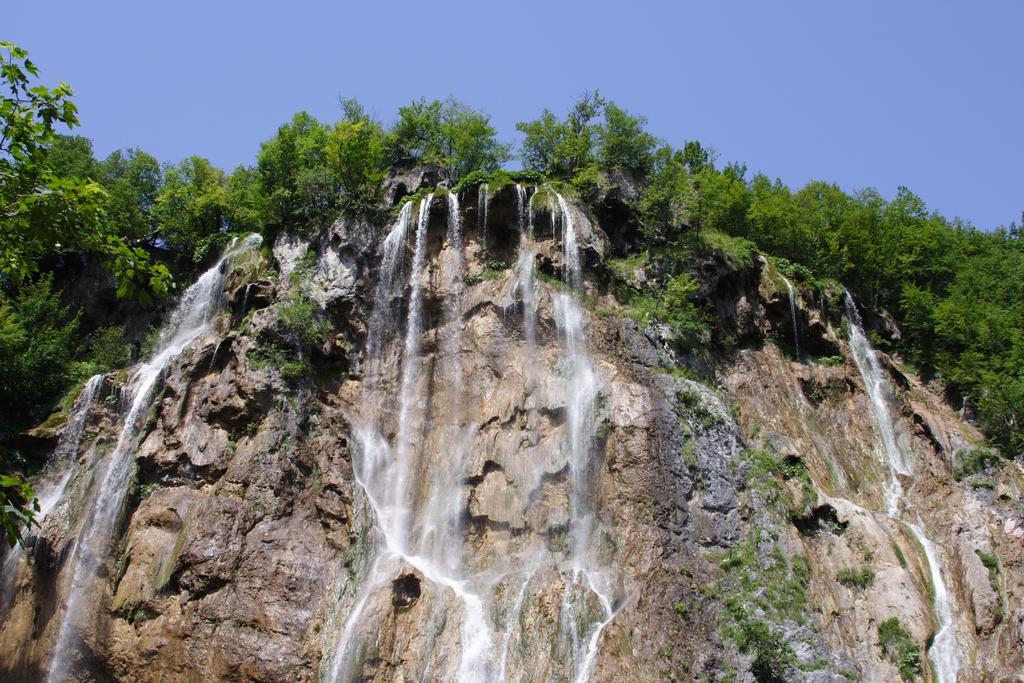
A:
<box><xmin>8</xmin><ymin>1</ymin><xmax>1022</xmax><ymax>230</ymax></box>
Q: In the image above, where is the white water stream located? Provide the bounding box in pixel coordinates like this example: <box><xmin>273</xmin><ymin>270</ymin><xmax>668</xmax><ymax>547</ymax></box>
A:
<box><xmin>0</xmin><ymin>374</ymin><xmax>103</xmax><ymax>617</ymax></box>
<box><xmin>844</xmin><ymin>293</ymin><xmax>960</xmax><ymax>683</ymax></box>
<box><xmin>328</xmin><ymin>195</ymin><xmax>495</xmax><ymax>683</ymax></box>
<box><xmin>478</xmin><ymin>183</ymin><xmax>489</xmax><ymax>251</ymax></box>
<box><xmin>329</xmin><ymin>189</ymin><xmax>616</xmax><ymax>682</ymax></box>
<box><xmin>553</xmin><ymin>193</ymin><xmax>616</xmax><ymax>683</ymax></box>
<box><xmin>781</xmin><ymin>275</ymin><xmax>800</xmax><ymax>359</ymax></box>
<box><xmin>46</xmin><ymin>235</ymin><xmax>261</xmax><ymax>681</ymax></box>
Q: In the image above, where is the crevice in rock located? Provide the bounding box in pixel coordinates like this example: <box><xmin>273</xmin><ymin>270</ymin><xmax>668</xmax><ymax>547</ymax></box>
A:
<box><xmin>791</xmin><ymin>504</ymin><xmax>848</xmax><ymax>537</ymax></box>
<box><xmin>465</xmin><ymin>459</ymin><xmax>504</xmax><ymax>487</ymax></box>
<box><xmin>391</xmin><ymin>573</ymin><xmax>421</xmax><ymax>609</ymax></box>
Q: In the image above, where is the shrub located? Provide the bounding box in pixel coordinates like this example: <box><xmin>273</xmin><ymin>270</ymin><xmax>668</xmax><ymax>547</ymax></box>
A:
<box><xmin>700</xmin><ymin>229</ymin><xmax>757</xmax><ymax>268</ymax></box>
<box><xmin>836</xmin><ymin>567</ymin><xmax>875</xmax><ymax>589</ymax></box>
<box><xmin>279</xmin><ymin>291</ymin><xmax>326</xmax><ymax>348</ymax></box>
<box><xmin>954</xmin><ymin>446</ymin><xmax>1002</xmax><ymax>480</ymax></box>
<box><xmin>877</xmin><ymin>617</ymin><xmax>922</xmax><ymax>681</ymax></box>
<box><xmin>736</xmin><ymin>620</ymin><xmax>796</xmax><ymax>682</ymax></box>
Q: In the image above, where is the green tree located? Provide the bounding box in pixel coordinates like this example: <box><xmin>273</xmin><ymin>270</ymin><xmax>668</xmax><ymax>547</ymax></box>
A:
<box><xmin>154</xmin><ymin>156</ymin><xmax>229</xmax><ymax>263</ymax></box>
<box><xmin>440</xmin><ymin>101</ymin><xmax>510</xmax><ymax>180</ymax></box>
<box><xmin>95</xmin><ymin>148</ymin><xmax>163</xmax><ymax>244</ymax></box>
<box><xmin>681</xmin><ymin>140</ymin><xmax>714</xmax><ymax>174</ymax></box>
<box><xmin>0</xmin><ymin>274</ymin><xmax>79</xmax><ymax>429</ymax></box>
<box><xmin>327</xmin><ymin>98</ymin><xmax>387</xmax><ymax>215</ymax></box>
<box><xmin>516</xmin><ymin>91</ymin><xmax>606</xmax><ymax>179</ymax></box>
<box><xmin>0</xmin><ymin>42</ymin><xmax>170</xmax><ymax>298</ymax></box>
<box><xmin>256</xmin><ymin>111</ymin><xmax>336</xmax><ymax>234</ymax></box>
<box><xmin>0</xmin><ymin>275</ymin><xmax>80</xmax><ymax>546</ymax></box>
<box><xmin>638</xmin><ymin>146</ymin><xmax>694</xmax><ymax>242</ymax></box>
<box><xmin>386</xmin><ymin>97</ymin><xmax>509</xmax><ymax>182</ymax></box>
<box><xmin>516</xmin><ymin>109</ymin><xmax>566</xmax><ymax>176</ymax></box>
<box><xmin>224</xmin><ymin>165</ymin><xmax>265</xmax><ymax>234</ymax></box>
<box><xmin>385</xmin><ymin>97</ymin><xmax>444</xmax><ymax>166</ymax></box>
<box><xmin>47</xmin><ymin>134</ymin><xmax>97</xmax><ymax>179</ymax></box>
<box><xmin>598</xmin><ymin>102</ymin><xmax>657</xmax><ymax>175</ymax></box>
<box><xmin>693</xmin><ymin>162</ymin><xmax>750</xmax><ymax>236</ymax></box>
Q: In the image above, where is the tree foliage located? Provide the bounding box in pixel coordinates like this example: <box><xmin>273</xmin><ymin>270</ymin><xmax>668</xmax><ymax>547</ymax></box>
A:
<box><xmin>154</xmin><ymin>155</ymin><xmax>227</xmax><ymax>262</ymax></box>
<box><xmin>517</xmin><ymin>92</ymin><xmax>657</xmax><ymax>181</ymax></box>
<box><xmin>0</xmin><ymin>42</ymin><xmax>170</xmax><ymax>298</ymax></box>
<box><xmin>386</xmin><ymin>97</ymin><xmax>510</xmax><ymax>182</ymax></box>
<box><xmin>327</xmin><ymin>99</ymin><xmax>387</xmax><ymax>216</ymax></box>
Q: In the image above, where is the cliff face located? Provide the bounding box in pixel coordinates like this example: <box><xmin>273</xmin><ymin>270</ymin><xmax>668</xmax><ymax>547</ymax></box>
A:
<box><xmin>0</xmin><ymin>180</ymin><xmax>1020</xmax><ymax>682</ymax></box>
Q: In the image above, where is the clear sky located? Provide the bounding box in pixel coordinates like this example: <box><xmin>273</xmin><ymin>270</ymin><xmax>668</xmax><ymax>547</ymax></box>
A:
<box><xmin>8</xmin><ymin>0</ymin><xmax>1022</xmax><ymax>230</ymax></box>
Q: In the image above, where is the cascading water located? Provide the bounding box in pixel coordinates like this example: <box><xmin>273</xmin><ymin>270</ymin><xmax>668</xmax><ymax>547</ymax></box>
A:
<box><xmin>416</xmin><ymin>192</ymin><xmax>473</xmax><ymax>569</ymax></box>
<box><xmin>478</xmin><ymin>183</ymin><xmax>489</xmax><ymax>252</ymax></box>
<box><xmin>781</xmin><ymin>275</ymin><xmax>800</xmax><ymax>359</ymax></box>
<box><xmin>442</xmin><ymin>192</ymin><xmax>466</xmax><ymax>398</ymax></box>
<box><xmin>515</xmin><ymin>247</ymin><xmax>537</xmax><ymax>350</ymax></box>
<box><xmin>330</xmin><ymin>190</ymin><xmax>615</xmax><ymax>682</ymax></box>
<box><xmin>844</xmin><ymin>294</ymin><xmax>912</xmax><ymax>514</ymax></box>
<box><xmin>553</xmin><ymin>193</ymin><xmax>616</xmax><ymax>683</ymax></box>
<box><xmin>906</xmin><ymin>522</ymin><xmax>960</xmax><ymax>682</ymax></box>
<box><xmin>844</xmin><ymin>292</ymin><xmax>960</xmax><ymax>683</ymax></box>
<box><xmin>391</xmin><ymin>194</ymin><xmax>434</xmax><ymax>548</ymax></box>
<box><xmin>328</xmin><ymin>194</ymin><xmax>494</xmax><ymax>683</ymax></box>
<box><xmin>514</xmin><ymin>183</ymin><xmax>527</xmax><ymax>233</ymax></box>
<box><xmin>364</xmin><ymin>201</ymin><xmax>413</xmax><ymax>381</ymax></box>
<box><xmin>46</xmin><ymin>235</ymin><xmax>261</xmax><ymax>682</ymax></box>
<box><xmin>0</xmin><ymin>374</ymin><xmax>103</xmax><ymax>617</ymax></box>
<box><xmin>556</xmin><ymin>194</ymin><xmax>582</xmax><ymax>290</ymax></box>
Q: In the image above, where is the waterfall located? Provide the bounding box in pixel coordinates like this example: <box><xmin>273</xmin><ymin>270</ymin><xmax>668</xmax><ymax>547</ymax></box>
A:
<box><xmin>331</xmin><ymin>192</ymin><xmax>612</xmax><ymax>682</ymax></box>
<box><xmin>328</xmin><ymin>195</ymin><xmax>494</xmax><ymax>682</ymax></box>
<box><xmin>477</xmin><ymin>183</ymin><xmax>489</xmax><ymax>252</ymax></box>
<box><xmin>515</xmin><ymin>247</ymin><xmax>537</xmax><ymax>350</ymax></box>
<box><xmin>552</xmin><ymin>193</ymin><xmax>615</xmax><ymax>682</ymax></box>
<box><xmin>443</xmin><ymin>192</ymin><xmax>466</xmax><ymax>395</ymax></box>
<box><xmin>0</xmin><ymin>374</ymin><xmax>103</xmax><ymax>617</ymax></box>
<box><xmin>906</xmin><ymin>522</ymin><xmax>960</xmax><ymax>683</ymax></box>
<box><xmin>327</xmin><ymin>199</ymin><xmax>428</xmax><ymax>683</ymax></box>
<box><xmin>781</xmin><ymin>275</ymin><xmax>800</xmax><ymax>359</ymax></box>
<box><xmin>527</xmin><ymin>187</ymin><xmax>540</xmax><ymax>237</ymax></box>
<box><xmin>556</xmin><ymin>193</ymin><xmax>582</xmax><ymax>288</ymax></box>
<box><xmin>417</xmin><ymin>192</ymin><xmax>471</xmax><ymax>565</ymax></box>
<box><xmin>391</xmin><ymin>193</ymin><xmax>433</xmax><ymax>549</ymax></box>
<box><xmin>46</xmin><ymin>235</ymin><xmax>261</xmax><ymax>682</ymax></box>
<box><xmin>844</xmin><ymin>292</ymin><xmax>960</xmax><ymax>683</ymax></box>
<box><xmin>365</xmin><ymin>202</ymin><xmax>413</xmax><ymax>382</ymax></box>
<box><xmin>844</xmin><ymin>293</ymin><xmax>912</xmax><ymax>511</ymax></box>
<box><xmin>514</xmin><ymin>183</ymin><xmax>527</xmax><ymax>234</ymax></box>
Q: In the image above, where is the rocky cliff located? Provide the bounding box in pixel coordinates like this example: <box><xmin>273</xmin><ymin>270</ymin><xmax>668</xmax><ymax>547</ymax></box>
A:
<box><xmin>0</xmin><ymin>178</ymin><xmax>1021</xmax><ymax>682</ymax></box>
